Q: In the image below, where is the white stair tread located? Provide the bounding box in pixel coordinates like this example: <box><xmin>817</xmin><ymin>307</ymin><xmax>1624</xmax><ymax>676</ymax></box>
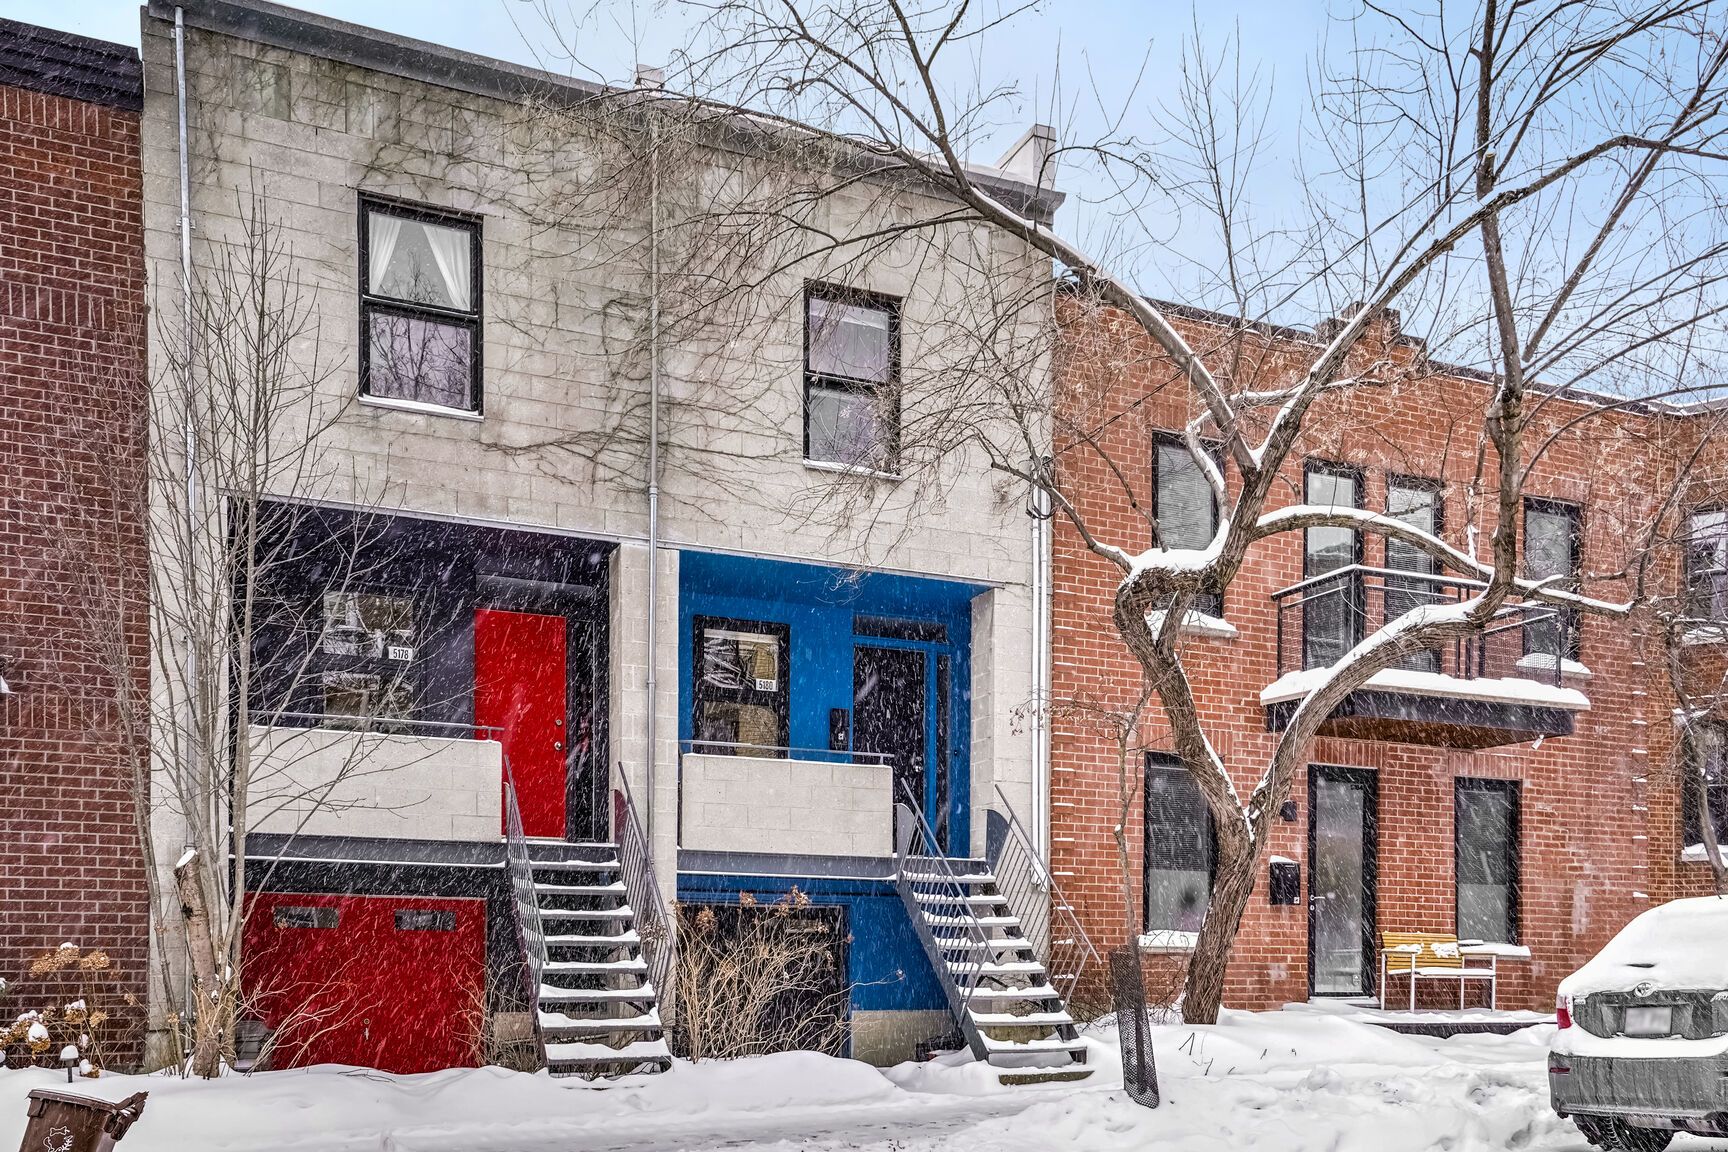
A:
<box><xmin>950</xmin><ymin>959</ymin><xmax>1045</xmax><ymax>976</ymax></box>
<box><xmin>544</xmin><ymin>957</ymin><xmax>647</xmax><ymax>974</ymax></box>
<box><xmin>969</xmin><ymin>1011</ymin><xmax>1075</xmax><ymax>1027</ymax></box>
<box><xmin>914</xmin><ymin>892</ymin><xmax>1007</xmax><ymax>907</ymax></box>
<box><xmin>933</xmin><ymin>936</ymin><xmax>1030</xmax><ymax>952</ymax></box>
<box><xmin>537</xmin><ymin>881</ymin><xmax>628</xmax><ymax>895</ymax></box>
<box><xmin>532</xmin><ymin>859</ymin><xmax>621</xmax><ymax>871</ymax></box>
<box><xmin>539</xmin><ymin>1008</ymin><xmax>661</xmax><ymax>1031</ymax></box>
<box><xmin>963</xmin><ymin>984</ymin><xmax>1061</xmax><ymax>1001</ymax></box>
<box><xmin>923</xmin><ymin>914</ymin><xmax>1020</xmax><ymax>928</ymax></box>
<box><xmin>902</xmin><ymin>871</ymin><xmax>996</xmax><ymax>884</ymax></box>
<box><xmin>542</xmin><ymin>906</ymin><xmax>635</xmax><ymax>920</ymax></box>
<box><xmin>982</xmin><ymin>1035</ymin><xmax>1086</xmax><ymax>1053</ymax></box>
<box><xmin>546</xmin><ymin>1038</ymin><xmax>671</xmax><ymax>1062</ymax></box>
<box><xmin>546</xmin><ymin>931</ymin><xmax>641</xmax><ymax>948</ymax></box>
<box><xmin>539</xmin><ymin>983</ymin><xmax>658</xmax><ymax>1002</ymax></box>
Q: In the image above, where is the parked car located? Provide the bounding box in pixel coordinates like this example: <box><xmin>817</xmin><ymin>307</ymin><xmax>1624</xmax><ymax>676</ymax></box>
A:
<box><xmin>1549</xmin><ymin>896</ymin><xmax>1728</xmax><ymax>1151</ymax></box>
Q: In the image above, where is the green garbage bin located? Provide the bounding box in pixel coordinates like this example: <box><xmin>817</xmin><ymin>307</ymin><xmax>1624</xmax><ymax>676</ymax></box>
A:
<box><xmin>16</xmin><ymin>1090</ymin><xmax>147</xmax><ymax>1152</ymax></box>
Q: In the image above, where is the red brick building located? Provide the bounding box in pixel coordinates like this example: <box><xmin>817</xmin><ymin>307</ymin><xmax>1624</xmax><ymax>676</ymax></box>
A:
<box><xmin>0</xmin><ymin>20</ymin><xmax>150</xmax><ymax>1062</ymax></box>
<box><xmin>1050</xmin><ymin>296</ymin><xmax>1722</xmax><ymax>1015</ymax></box>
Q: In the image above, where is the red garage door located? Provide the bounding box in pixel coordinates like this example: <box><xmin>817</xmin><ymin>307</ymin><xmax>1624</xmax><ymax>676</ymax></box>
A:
<box><xmin>244</xmin><ymin>893</ymin><xmax>485</xmax><ymax>1073</ymax></box>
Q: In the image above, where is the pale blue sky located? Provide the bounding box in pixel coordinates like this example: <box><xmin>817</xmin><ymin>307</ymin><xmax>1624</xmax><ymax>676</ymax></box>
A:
<box><xmin>3</xmin><ymin>0</ymin><xmax>1329</xmax><ymax>304</ymax></box>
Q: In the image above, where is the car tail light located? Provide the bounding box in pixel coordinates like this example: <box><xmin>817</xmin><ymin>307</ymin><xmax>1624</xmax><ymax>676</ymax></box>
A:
<box><xmin>1556</xmin><ymin>993</ymin><xmax>1573</xmax><ymax>1030</ymax></box>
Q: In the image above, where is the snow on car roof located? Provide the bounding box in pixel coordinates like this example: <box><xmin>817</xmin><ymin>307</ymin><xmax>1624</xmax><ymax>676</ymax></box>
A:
<box><xmin>1560</xmin><ymin>896</ymin><xmax>1728</xmax><ymax>997</ymax></box>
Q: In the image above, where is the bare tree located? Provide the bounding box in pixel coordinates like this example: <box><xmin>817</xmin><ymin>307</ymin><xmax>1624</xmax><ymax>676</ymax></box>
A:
<box><xmin>517</xmin><ymin>0</ymin><xmax>1728</xmax><ymax>1025</ymax></box>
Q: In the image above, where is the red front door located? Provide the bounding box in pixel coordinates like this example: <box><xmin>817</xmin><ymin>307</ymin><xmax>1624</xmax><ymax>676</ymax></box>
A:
<box><xmin>474</xmin><ymin>608</ymin><xmax>568</xmax><ymax>837</ymax></box>
<box><xmin>243</xmin><ymin>892</ymin><xmax>484</xmax><ymax>1073</ymax></box>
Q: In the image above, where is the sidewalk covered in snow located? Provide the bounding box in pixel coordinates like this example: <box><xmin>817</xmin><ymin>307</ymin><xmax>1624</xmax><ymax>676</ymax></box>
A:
<box><xmin>5</xmin><ymin>1008</ymin><xmax>1713</xmax><ymax>1152</ymax></box>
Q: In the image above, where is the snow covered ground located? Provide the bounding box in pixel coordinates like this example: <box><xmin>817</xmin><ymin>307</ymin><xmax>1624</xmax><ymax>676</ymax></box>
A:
<box><xmin>4</xmin><ymin>1009</ymin><xmax>1726</xmax><ymax>1152</ymax></box>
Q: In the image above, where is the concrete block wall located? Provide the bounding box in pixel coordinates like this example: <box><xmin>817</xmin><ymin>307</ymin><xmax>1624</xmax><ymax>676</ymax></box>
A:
<box><xmin>245</xmin><ymin>726</ymin><xmax>504</xmax><ymax>842</ymax></box>
<box><xmin>680</xmin><ymin>754</ymin><xmax>894</xmax><ymax>857</ymax></box>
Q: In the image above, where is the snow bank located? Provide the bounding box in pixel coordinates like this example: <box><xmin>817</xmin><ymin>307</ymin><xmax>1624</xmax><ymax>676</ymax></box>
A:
<box><xmin>1559</xmin><ymin>896</ymin><xmax>1728</xmax><ymax>997</ymax></box>
<box><xmin>0</xmin><ymin>1010</ymin><xmax>1577</xmax><ymax>1152</ymax></box>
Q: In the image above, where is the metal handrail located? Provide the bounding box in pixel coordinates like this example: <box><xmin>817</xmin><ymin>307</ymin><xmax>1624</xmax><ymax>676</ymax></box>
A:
<box><xmin>894</xmin><ymin>782</ymin><xmax>998</xmax><ymax>1013</ymax></box>
<box><xmin>501</xmin><ymin>753</ymin><xmax>548</xmax><ymax>1070</ymax></box>
<box><xmin>254</xmin><ymin>713</ymin><xmax>504</xmax><ymax>736</ymax></box>
<box><xmin>991</xmin><ymin>785</ymin><xmax>1101</xmax><ymax>1012</ymax></box>
<box><xmin>1270</xmin><ymin>563</ymin><xmax>1573</xmax><ymax>686</ymax></box>
<box><xmin>614</xmin><ymin>764</ymin><xmax>676</xmax><ymax>1020</ymax></box>
<box><xmin>678</xmin><ymin>739</ymin><xmax>893</xmax><ymax>765</ymax></box>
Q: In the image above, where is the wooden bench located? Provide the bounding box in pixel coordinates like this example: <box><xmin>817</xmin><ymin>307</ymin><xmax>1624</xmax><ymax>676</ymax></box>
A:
<box><xmin>1378</xmin><ymin>931</ymin><xmax>1497</xmax><ymax>1011</ymax></box>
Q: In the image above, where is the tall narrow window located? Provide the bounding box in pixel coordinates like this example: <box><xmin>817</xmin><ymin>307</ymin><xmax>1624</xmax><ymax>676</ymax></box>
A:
<box><xmin>1523</xmin><ymin>498</ymin><xmax>1581</xmax><ymax>660</ymax></box>
<box><xmin>317</xmin><ymin>590</ymin><xmax>418</xmax><ymax>727</ymax></box>
<box><xmin>692</xmin><ymin>617</ymin><xmax>790</xmax><ymax>756</ymax></box>
<box><xmin>1153</xmin><ymin>434</ymin><xmax>1224</xmax><ymax>617</ymax></box>
<box><xmin>1144</xmin><ymin>754</ymin><xmax>1215</xmax><ymax>934</ymax></box>
<box><xmin>1386</xmin><ymin>478</ymin><xmax>1442</xmax><ymax>672</ymax></box>
<box><xmin>360</xmin><ymin>198</ymin><xmax>482</xmax><ymax>412</ymax></box>
<box><xmin>1455</xmin><ymin>779</ymin><xmax>1520</xmax><ymax>944</ymax></box>
<box><xmin>1685</xmin><ymin>509</ymin><xmax>1728</xmax><ymax>621</ymax></box>
<box><xmin>1683</xmin><ymin>723</ymin><xmax>1728</xmax><ymax>849</ymax></box>
<box><xmin>1303</xmin><ymin>462</ymin><xmax>1362</xmax><ymax>668</ymax></box>
<box><xmin>804</xmin><ymin>286</ymin><xmax>899</xmax><ymax>471</ymax></box>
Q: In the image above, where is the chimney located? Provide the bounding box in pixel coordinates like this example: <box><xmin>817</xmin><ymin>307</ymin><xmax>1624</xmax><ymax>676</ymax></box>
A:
<box><xmin>996</xmin><ymin>123</ymin><xmax>1057</xmax><ymax>189</ymax></box>
<box><xmin>635</xmin><ymin>64</ymin><xmax>666</xmax><ymax>90</ymax></box>
<box><xmin>1315</xmin><ymin>301</ymin><xmax>1401</xmax><ymax>344</ymax></box>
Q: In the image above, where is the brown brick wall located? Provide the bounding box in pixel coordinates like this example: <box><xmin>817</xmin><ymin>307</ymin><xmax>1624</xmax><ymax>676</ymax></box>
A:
<box><xmin>1050</xmin><ymin>297</ymin><xmax>1705</xmax><ymax>1013</ymax></box>
<box><xmin>0</xmin><ymin>78</ymin><xmax>149</xmax><ymax>1061</ymax></box>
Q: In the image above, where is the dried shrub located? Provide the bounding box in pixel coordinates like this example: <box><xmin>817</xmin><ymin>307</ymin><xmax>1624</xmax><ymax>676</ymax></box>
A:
<box><xmin>1</xmin><ymin>943</ymin><xmax>138</xmax><ymax>1075</ymax></box>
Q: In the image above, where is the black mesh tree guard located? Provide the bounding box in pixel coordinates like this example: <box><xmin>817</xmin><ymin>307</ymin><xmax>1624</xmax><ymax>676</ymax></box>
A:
<box><xmin>1110</xmin><ymin>945</ymin><xmax>1161</xmax><ymax>1108</ymax></box>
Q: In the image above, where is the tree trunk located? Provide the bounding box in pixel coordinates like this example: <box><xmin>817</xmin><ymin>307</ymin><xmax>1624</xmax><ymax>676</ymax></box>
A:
<box><xmin>1180</xmin><ymin>830</ymin><xmax>1260</xmax><ymax>1024</ymax></box>
<box><xmin>174</xmin><ymin>853</ymin><xmax>229</xmax><ymax>1078</ymax></box>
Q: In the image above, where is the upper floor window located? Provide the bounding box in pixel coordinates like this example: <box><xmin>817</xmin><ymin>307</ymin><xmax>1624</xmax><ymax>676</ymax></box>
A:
<box><xmin>1523</xmin><ymin>497</ymin><xmax>1581</xmax><ymax>660</ymax></box>
<box><xmin>1145</xmin><ymin>754</ymin><xmax>1214</xmax><ymax>934</ymax></box>
<box><xmin>360</xmin><ymin>198</ymin><xmax>482</xmax><ymax>413</ymax></box>
<box><xmin>804</xmin><ymin>285</ymin><xmax>899</xmax><ymax>472</ymax></box>
<box><xmin>1152</xmin><ymin>434</ymin><xmax>1224</xmax><ymax>617</ymax></box>
<box><xmin>1303</xmin><ymin>460</ymin><xmax>1363</xmax><ymax>667</ymax></box>
<box><xmin>1685</xmin><ymin>723</ymin><xmax>1728</xmax><ymax>849</ymax></box>
<box><xmin>1685</xmin><ymin>508</ymin><xmax>1728</xmax><ymax>621</ymax></box>
<box><xmin>1386</xmin><ymin>477</ymin><xmax>1442</xmax><ymax>672</ymax></box>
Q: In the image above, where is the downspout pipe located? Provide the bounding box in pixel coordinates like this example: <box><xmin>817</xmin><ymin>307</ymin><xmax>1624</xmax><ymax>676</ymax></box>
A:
<box><xmin>644</xmin><ymin>93</ymin><xmax>661</xmax><ymax>842</ymax></box>
<box><xmin>174</xmin><ymin>6</ymin><xmax>208</xmax><ymax>870</ymax></box>
<box><xmin>173</xmin><ymin>2</ymin><xmax>206</xmax><ymax>1015</ymax></box>
<box><xmin>1030</xmin><ymin>471</ymin><xmax>1051</xmax><ymax>861</ymax></box>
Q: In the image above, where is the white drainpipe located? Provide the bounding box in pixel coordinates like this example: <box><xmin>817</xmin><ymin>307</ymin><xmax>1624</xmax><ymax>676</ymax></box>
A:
<box><xmin>1030</xmin><ymin>471</ymin><xmax>1052</xmax><ymax>861</ymax></box>
<box><xmin>643</xmin><ymin>89</ymin><xmax>662</xmax><ymax>841</ymax></box>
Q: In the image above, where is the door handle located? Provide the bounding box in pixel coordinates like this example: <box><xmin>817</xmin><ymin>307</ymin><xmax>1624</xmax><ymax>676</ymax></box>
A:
<box><xmin>554</xmin><ymin>741</ymin><xmax>564</xmax><ymax>751</ymax></box>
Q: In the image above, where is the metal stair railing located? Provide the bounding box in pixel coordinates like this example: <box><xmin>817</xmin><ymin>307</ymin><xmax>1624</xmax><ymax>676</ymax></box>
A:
<box><xmin>614</xmin><ymin>763</ymin><xmax>675</xmax><ymax>1020</ymax></box>
<box><xmin>893</xmin><ymin>783</ymin><xmax>1001</xmax><ymax>1051</ymax></box>
<box><xmin>502</xmin><ymin>751</ymin><xmax>548</xmax><ymax>1071</ymax></box>
<box><xmin>990</xmin><ymin>784</ymin><xmax>1102</xmax><ymax>1014</ymax></box>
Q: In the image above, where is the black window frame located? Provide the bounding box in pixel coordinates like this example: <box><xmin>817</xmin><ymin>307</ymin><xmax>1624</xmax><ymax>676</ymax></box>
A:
<box><xmin>1683</xmin><ymin>721</ymin><xmax>1728</xmax><ymax>849</ymax></box>
<box><xmin>1302</xmin><ymin>459</ymin><xmax>1366</xmax><ymax>667</ymax></box>
<box><xmin>1522</xmin><ymin>496</ymin><xmax>1583</xmax><ymax>661</ymax></box>
<box><xmin>1454</xmin><ymin>777</ymin><xmax>1521</xmax><ymax>945</ymax></box>
<box><xmin>1384</xmin><ymin>474</ymin><xmax>1444</xmax><ymax>568</ymax></box>
<box><xmin>1143</xmin><ymin>751</ymin><xmax>1217</xmax><ymax>934</ymax></box>
<box><xmin>802</xmin><ymin>282</ymin><xmax>902</xmax><ymax>471</ymax></box>
<box><xmin>691</xmin><ymin>615</ymin><xmax>792</xmax><ymax>757</ymax></box>
<box><xmin>358</xmin><ymin>194</ymin><xmax>485</xmax><ymax>414</ymax></box>
<box><xmin>1151</xmin><ymin>431</ymin><xmax>1226</xmax><ymax>618</ymax></box>
<box><xmin>1684</xmin><ymin>506</ymin><xmax>1728</xmax><ymax>622</ymax></box>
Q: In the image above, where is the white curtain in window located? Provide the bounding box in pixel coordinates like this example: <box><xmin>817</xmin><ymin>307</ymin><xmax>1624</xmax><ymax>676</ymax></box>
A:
<box><xmin>424</xmin><ymin>222</ymin><xmax>472</xmax><ymax>312</ymax></box>
<box><xmin>367</xmin><ymin>211</ymin><xmax>403</xmax><ymax>293</ymax></box>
